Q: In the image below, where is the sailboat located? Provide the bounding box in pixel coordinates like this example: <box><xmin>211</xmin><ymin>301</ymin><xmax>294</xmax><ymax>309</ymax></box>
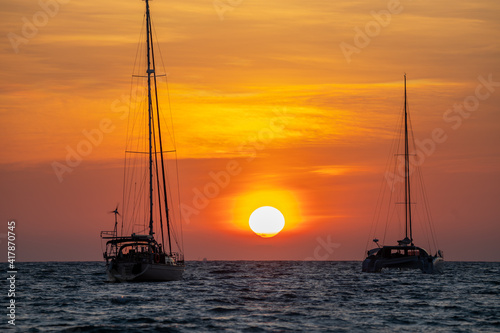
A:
<box><xmin>362</xmin><ymin>75</ymin><xmax>444</xmax><ymax>274</ymax></box>
<box><xmin>100</xmin><ymin>0</ymin><xmax>185</xmax><ymax>282</ymax></box>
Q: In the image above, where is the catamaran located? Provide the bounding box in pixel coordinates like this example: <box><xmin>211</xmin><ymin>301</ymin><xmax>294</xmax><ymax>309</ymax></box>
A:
<box><xmin>362</xmin><ymin>75</ymin><xmax>444</xmax><ymax>274</ymax></box>
<box><xmin>100</xmin><ymin>0</ymin><xmax>185</xmax><ymax>282</ymax></box>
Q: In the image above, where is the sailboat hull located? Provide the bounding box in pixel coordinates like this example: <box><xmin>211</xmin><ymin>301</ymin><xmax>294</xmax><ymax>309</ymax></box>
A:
<box><xmin>362</xmin><ymin>246</ymin><xmax>444</xmax><ymax>274</ymax></box>
<box><xmin>362</xmin><ymin>255</ymin><xmax>444</xmax><ymax>274</ymax></box>
<box><xmin>107</xmin><ymin>262</ymin><xmax>184</xmax><ymax>282</ymax></box>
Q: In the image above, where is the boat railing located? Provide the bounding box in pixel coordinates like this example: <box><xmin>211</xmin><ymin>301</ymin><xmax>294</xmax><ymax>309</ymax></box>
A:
<box><xmin>170</xmin><ymin>252</ymin><xmax>184</xmax><ymax>263</ymax></box>
<box><xmin>100</xmin><ymin>231</ymin><xmax>116</xmax><ymax>238</ymax></box>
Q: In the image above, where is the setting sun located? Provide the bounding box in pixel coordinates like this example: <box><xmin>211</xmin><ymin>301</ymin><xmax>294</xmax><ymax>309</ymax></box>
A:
<box><xmin>249</xmin><ymin>206</ymin><xmax>285</xmax><ymax>238</ymax></box>
<box><xmin>231</xmin><ymin>189</ymin><xmax>302</xmax><ymax>236</ymax></box>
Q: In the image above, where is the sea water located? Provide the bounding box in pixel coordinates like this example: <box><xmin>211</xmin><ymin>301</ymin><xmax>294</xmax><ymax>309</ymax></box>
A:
<box><xmin>7</xmin><ymin>261</ymin><xmax>500</xmax><ymax>332</ymax></box>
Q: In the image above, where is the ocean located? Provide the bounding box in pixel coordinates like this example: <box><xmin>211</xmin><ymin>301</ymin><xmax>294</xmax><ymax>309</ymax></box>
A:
<box><xmin>7</xmin><ymin>261</ymin><xmax>500</xmax><ymax>332</ymax></box>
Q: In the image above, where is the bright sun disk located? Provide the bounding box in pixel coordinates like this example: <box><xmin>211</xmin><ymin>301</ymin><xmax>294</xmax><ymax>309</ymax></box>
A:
<box><xmin>249</xmin><ymin>206</ymin><xmax>285</xmax><ymax>238</ymax></box>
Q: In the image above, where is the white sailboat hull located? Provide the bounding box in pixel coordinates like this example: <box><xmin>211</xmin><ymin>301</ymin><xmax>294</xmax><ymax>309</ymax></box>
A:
<box><xmin>107</xmin><ymin>262</ymin><xmax>184</xmax><ymax>282</ymax></box>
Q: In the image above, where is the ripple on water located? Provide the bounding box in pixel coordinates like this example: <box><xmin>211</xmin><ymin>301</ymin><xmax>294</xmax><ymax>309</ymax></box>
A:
<box><xmin>15</xmin><ymin>261</ymin><xmax>500</xmax><ymax>332</ymax></box>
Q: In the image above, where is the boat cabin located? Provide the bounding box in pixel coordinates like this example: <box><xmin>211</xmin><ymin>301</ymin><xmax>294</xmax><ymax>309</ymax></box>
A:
<box><xmin>103</xmin><ymin>234</ymin><xmax>166</xmax><ymax>264</ymax></box>
<box><xmin>369</xmin><ymin>246</ymin><xmax>430</xmax><ymax>259</ymax></box>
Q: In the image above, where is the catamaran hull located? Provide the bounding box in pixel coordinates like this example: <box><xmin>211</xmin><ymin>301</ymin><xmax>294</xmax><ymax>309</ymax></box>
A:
<box><xmin>106</xmin><ymin>262</ymin><xmax>184</xmax><ymax>282</ymax></box>
<box><xmin>362</xmin><ymin>256</ymin><xmax>444</xmax><ymax>274</ymax></box>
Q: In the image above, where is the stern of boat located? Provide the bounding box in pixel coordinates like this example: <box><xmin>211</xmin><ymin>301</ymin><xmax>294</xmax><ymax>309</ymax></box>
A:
<box><xmin>362</xmin><ymin>248</ymin><xmax>381</xmax><ymax>273</ymax></box>
<box><xmin>421</xmin><ymin>253</ymin><xmax>444</xmax><ymax>274</ymax></box>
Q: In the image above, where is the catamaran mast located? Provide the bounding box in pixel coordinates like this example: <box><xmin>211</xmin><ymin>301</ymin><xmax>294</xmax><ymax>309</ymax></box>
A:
<box><xmin>404</xmin><ymin>74</ymin><xmax>413</xmax><ymax>245</ymax></box>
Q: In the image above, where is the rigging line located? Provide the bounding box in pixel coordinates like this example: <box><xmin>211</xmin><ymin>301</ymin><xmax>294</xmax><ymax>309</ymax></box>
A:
<box><xmin>364</xmin><ymin>159</ymin><xmax>389</xmax><ymax>255</ymax></box>
<box><xmin>151</xmin><ymin>83</ymin><xmax>165</xmax><ymax>246</ymax></box>
<box><xmin>419</xmin><ymin>166</ymin><xmax>439</xmax><ymax>252</ymax></box>
<box><xmin>412</xmin><ymin>178</ymin><xmax>431</xmax><ymax>252</ymax></box>
<box><xmin>382</xmin><ymin>154</ymin><xmax>397</xmax><ymax>244</ymax></box>
<box><xmin>407</xmin><ymin>110</ymin><xmax>439</xmax><ymax>252</ymax></box>
<box><xmin>124</xmin><ymin>103</ymin><xmax>145</xmax><ymax>233</ymax></box>
<box><xmin>161</xmin><ymin>142</ymin><xmax>178</xmax><ymax>248</ymax></box>
<box><xmin>365</xmin><ymin>88</ymin><xmax>404</xmax><ymax>253</ymax></box>
<box><xmin>126</xmin><ymin>100</ymin><xmax>147</xmax><ymax>236</ymax></box>
<box><xmin>152</xmin><ymin>20</ymin><xmax>168</xmax><ymax>80</ymax></box>
<box><xmin>121</xmin><ymin>15</ymin><xmax>145</xmax><ymax>237</ymax></box>
<box><xmin>365</xmin><ymin>157</ymin><xmax>385</xmax><ymax>250</ymax></box>
<box><xmin>165</xmin><ymin>53</ymin><xmax>185</xmax><ymax>254</ymax></box>
<box><xmin>409</xmin><ymin>106</ymin><xmax>436</xmax><ymax>250</ymax></box>
<box><xmin>407</xmin><ymin>103</ymin><xmax>439</xmax><ymax>253</ymax></box>
<box><xmin>421</xmin><ymin>179</ymin><xmax>437</xmax><ymax>251</ymax></box>
<box><xmin>393</xmin><ymin>109</ymin><xmax>402</xmax><ymax>223</ymax></box>
<box><xmin>151</xmin><ymin>21</ymin><xmax>176</xmax><ymax>145</ymax></box>
<box><xmin>150</xmin><ymin>20</ymin><xmax>177</xmax><ymax>150</ymax></box>
<box><xmin>150</xmin><ymin>13</ymin><xmax>172</xmax><ymax>255</ymax></box>
<box><xmin>124</xmin><ymin>16</ymin><xmax>146</xmax><ymax>151</ymax></box>
<box><xmin>391</xmin><ymin>96</ymin><xmax>406</xmax><ymax>243</ymax></box>
<box><xmin>126</xmin><ymin>86</ymin><xmax>149</xmax><ymax>236</ymax></box>
<box><xmin>124</xmin><ymin>89</ymin><xmax>142</xmax><ymax>148</ymax></box>
<box><xmin>123</xmin><ymin>89</ymin><xmax>147</xmax><ymax>235</ymax></box>
<box><xmin>383</xmin><ymin>96</ymin><xmax>405</xmax><ymax>245</ymax></box>
<box><xmin>152</xmin><ymin>17</ymin><xmax>184</xmax><ymax>255</ymax></box>
<box><xmin>165</xmin><ymin>166</ymin><xmax>177</xmax><ymax>243</ymax></box>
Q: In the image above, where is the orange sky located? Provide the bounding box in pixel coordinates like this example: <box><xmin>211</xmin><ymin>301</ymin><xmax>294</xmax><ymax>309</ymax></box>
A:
<box><xmin>1</xmin><ymin>0</ymin><xmax>499</xmax><ymax>261</ymax></box>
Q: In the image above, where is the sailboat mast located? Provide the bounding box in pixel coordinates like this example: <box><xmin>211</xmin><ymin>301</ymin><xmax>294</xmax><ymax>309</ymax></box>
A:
<box><xmin>148</xmin><ymin>22</ymin><xmax>173</xmax><ymax>255</ymax></box>
<box><xmin>146</xmin><ymin>0</ymin><xmax>154</xmax><ymax>236</ymax></box>
<box><xmin>144</xmin><ymin>0</ymin><xmax>171</xmax><ymax>253</ymax></box>
<box><xmin>404</xmin><ymin>74</ymin><xmax>413</xmax><ymax>244</ymax></box>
